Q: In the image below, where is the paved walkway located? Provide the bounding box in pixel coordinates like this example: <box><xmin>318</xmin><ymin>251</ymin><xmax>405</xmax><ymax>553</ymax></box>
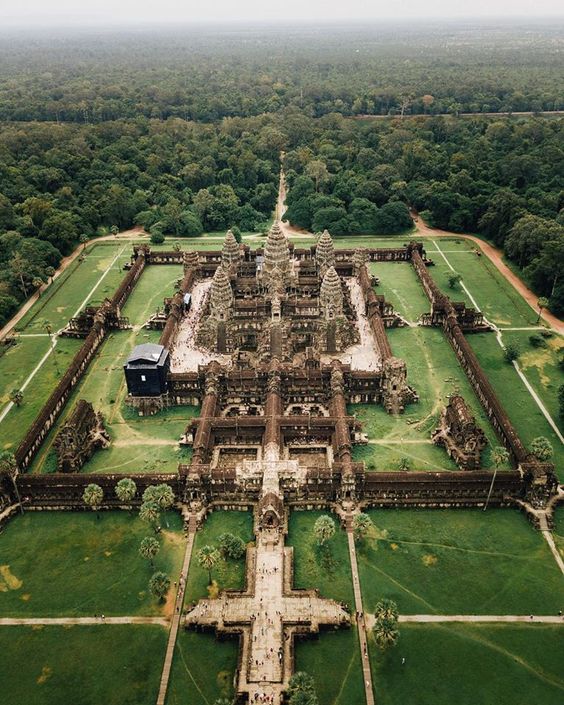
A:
<box><xmin>0</xmin><ymin>616</ymin><xmax>169</xmax><ymax>626</ymax></box>
<box><xmin>347</xmin><ymin>530</ymin><xmax>376</xmax><ymax>705</ymax></box>
<box><xmin>367</xmin><ymin>614</ymin><xmax>564</xmax><ymax>625</ymax></box>
<box><xmin>156</xmin><ymin>518</ymin><xmax>197</xmax><ymax>705</ymax></box>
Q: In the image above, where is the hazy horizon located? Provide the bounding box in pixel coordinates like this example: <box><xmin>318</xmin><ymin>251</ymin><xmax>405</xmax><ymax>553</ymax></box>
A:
<box><xmin>1</xmin><ymin>0</ymin><xmax>563</xmax><ymax>27</ymax></box>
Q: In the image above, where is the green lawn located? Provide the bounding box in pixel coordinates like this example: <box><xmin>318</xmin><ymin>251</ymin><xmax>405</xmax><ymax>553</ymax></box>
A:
<box><xmin>369</xmin><ymin>261</ymin><xmax>430</xmax><ymax>322</ymax></box>
<box><xmin>185</xmin><ymin>510</ymin><xmax>254</xmax><ymax>602</ymax></box>
<box><xmin>287</xmin><ymin>510</ymin><xmax>354</xmax><ymax>605</ymax></box>
<box><xmin>0</xmin><ymin>624</ymin><xmax>167</xmax><ymax>705</ymax></box>
<box><xmin>553</xmin><ymin>506</ymin><xmax>564</xmax><ymax>561</ymax></box>
<box><xmin>0</xmin><ymin>336</ymin><xmax>81</xmax><ymax>451</ymax></box>
<box><xmin>0</xmin><ymin>511</ymin><xmax>185</xmax><ymax>616</ymax></box>
<box><xmin>468</xmin><ymin>333</ymin><xmax>564</xmax><ymax>477</ymax></box>
<box><xmin>351</xmin><ymin>326</ymin><xmax>500</xmax><ymax>471</ymax></box>
<box><xmin>503</xmin><ymin>329</ymin><xmax>564</xmax><ymax>431</ymax></box>
<box><xmin>166</xmin><ymin>630</ymin><xmax>239</xmax><ymax>705</ymax></box>
<box><xmin>294</xmin><ymin>627</ymin><xmax>365</xmax><ymax>705</ymax></box>
<box><xmin>426</xmin><ymin>238</ymin><xmax>537</xmax><ymax>327</ymax></box>
<box><xmin>370</xmin><ymin>623</ymin><xmax>564</xmax><ymax>705</ymax></box>
<box><xmin>357</xmin><ymin>509</ymin><xmax>564</xmax><ymax>615</ymax></box>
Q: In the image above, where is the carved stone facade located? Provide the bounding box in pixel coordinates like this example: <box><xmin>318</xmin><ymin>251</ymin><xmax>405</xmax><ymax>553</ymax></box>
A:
<box><xmin>54</xmin><ymin>400</ymin><xmax>110</xmax><ymax>472</ymax></box>
<box><xmin>432</xmin><ymin>395</ymin><xmax>488</xmax><ymax>470</ymax></box>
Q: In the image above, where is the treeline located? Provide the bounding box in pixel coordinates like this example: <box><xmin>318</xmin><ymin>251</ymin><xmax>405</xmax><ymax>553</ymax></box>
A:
<box><xmin>281</xmin><ymin>114</ymin><xmax>563</xmax><ymax>314</ymax></box>
<box><xmin>0</xmin><ymin>22</ymin><xmax>562</xmax><ymax>123</ymax></box>
<box><xmin>0</xmin><ymin>116</ymin><xmax>280</xmax><ymax>326</ymax></box>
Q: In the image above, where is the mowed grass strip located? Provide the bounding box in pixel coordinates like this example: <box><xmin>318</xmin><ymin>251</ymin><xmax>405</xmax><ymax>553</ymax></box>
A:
<box><xmin>294</xmin><ymin>627</ymin><xmax>365</xmax><ymax>705</ymax></box>
<box><xmin>425</xmin><ymin>238</ymin><xmax>537</xmax><ymax>328</ymax></box>
<box><xmin>0</xmin><ymin>624</ymin><xmax>167</xmax><ymax>705</ymax></box>
<box><xmin>166</xmin><ymin>630</ymin><xmax>239</xmax><ymax>705</ymax></box>
<box><xmin>370</xmin><ymin>623</ymin><xmax>564</xmax><ymax>705</ymax></box>
<box><xmin>185</xmin><ymin>510</ymin><xmax>254</xmax><ymax>602</ymax></box>
<box><xmin>0</xmin><ymin>511</ymin><xmax>185</xmax><ymax>617</ymax></box>
<box><xmin>468</xmin><ymin>333</ymin><xmax>563</xmax><ymax>477</ymax></box>
<box><xmin>351</xmin><ymin>326</ymin><xmax>500</xmax><ymax>471</ymax></box>
<box><xmin>287</xmin><ymin>510</ymin><xmax>354</xmax><ymax>605</ymax></box>
<box><xmin>357</xmin><ymin>509</ymin><xmax>564</xmax><ymax>615</ymax></box>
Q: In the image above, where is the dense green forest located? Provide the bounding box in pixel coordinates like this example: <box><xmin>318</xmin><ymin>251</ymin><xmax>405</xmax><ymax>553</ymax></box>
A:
<box><xmin>0</xmin><ymin>21</ymin><xmax>562</xmax><ymax>326</ymax></box>
<box><xmin>283</xmin><ymin>113</ymin><xmax>563</xmax><ymax>312</ymax></box>
<box><xmin>0</xmin><ymin>21</ymin><xmax>563</xmax><ymax>123</ymax></box>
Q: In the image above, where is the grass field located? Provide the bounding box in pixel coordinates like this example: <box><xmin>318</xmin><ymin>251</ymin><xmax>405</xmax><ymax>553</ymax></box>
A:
<box><xmin>26</xmin><ymin>263</ymin><xmax>199</xmax><ymax>474</ymax></box>
<box><xmin>0</xmin><ymin>511</ymin><xmax>185</xmax><ymax>617</ymax></box>
<box><xmin>0</xmin><ymin>624</ymin><xmax>168</xmax><ymax>705</ymax></box>
<box><xmin>286</xmin><ymin>510</ymin><xmax>354</xmax><ymax>605</ymax></box>
<box><xmin>166</xmin><ymin>630</ymin><xmax>239</xmax><ymax>705</ymax></box>
<box><xmin>468</xmin><ymin>333</ymin><xmax>564</xmax><ymax>476</ymax></box>
<box><xmin>356</xmin><ymin>509</ymin><xmax>564</xmax><ymax>615</ymax></box>
<box><xmin>554</xmin><ymin>506</ymin><xmax>564</xmax><ymax>560</ymax></box>
<box><xmin>370</xmin><ymin>623</ymin><xmax>564</xmax><ymax>705</ymax></box>
<box><xmin>351</xmin><ymin>327</ymin><xmax>500</xmax><ymax>471</ymax></box>
<box><xmin>185</xmin><ymin>510</ymin><xmax>254</xmax><ymax>602</ymax></box>
<box><xmin>294</xmin><ymin>627</ymin><xmax>364</xmax><ymax>705</ymax></box>
<box><xmin>425</xmin><ymin>238</ymin><xmax>538</xmax><ymax>328</ymax></box>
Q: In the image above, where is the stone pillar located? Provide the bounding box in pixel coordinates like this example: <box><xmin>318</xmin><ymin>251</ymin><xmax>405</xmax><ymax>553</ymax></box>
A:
<box><xmin>192</xmin><ymin>362</ymin><xmax>220</xmax><ymax>465</ymax></box>
<box><xmin>264</xmin><ymin>360</ymin><xmax>282</xmax><ymax>461</ymax></box>
<box><xmin>330</xmin><ymin>361</ymin><xmax>354</xmax><ymax>480</ymax></box>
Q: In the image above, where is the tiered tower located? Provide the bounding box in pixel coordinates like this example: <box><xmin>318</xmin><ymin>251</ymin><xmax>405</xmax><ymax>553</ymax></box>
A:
<box><xmin>315</xmin><ymin>229</ymin><xmax>335</xmax><ymax>276</ymax></box>
<box><xmin>319</xmin><ymin>266</ymin><xmax>344</xmax><ymax>320</ymax></box>
<box><xmin>209</xmin><ymin>265</ymin><xmax>233</xmax><ymax>321</ymax></box>
<box><xmin>221</xmin><ymin>229</ymin><xmax>241</xmax><ymax>272</ymax></box>
<box><xmin>261</xmin><ymin>222</ymin><xmax>292</xmax><ymax>292</ymax></box>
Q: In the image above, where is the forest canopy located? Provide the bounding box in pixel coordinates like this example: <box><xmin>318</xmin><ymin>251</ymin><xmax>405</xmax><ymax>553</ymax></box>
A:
<box><xmin>0</xmin><ymin>21</ymin><xmax>562</xmax><ymax>326</ymax></box>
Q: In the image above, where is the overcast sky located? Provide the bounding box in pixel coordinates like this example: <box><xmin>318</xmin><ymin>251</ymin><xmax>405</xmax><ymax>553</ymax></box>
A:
<box><xmin>1</xmin><ymin>0</ymin><xmax>562</xmax><ymax>25</ymax></box>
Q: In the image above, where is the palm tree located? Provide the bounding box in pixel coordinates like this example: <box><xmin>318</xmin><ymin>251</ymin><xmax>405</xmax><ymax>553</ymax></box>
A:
<box><xmin>80</xmin><ymin>234</ymin><xmax>89</xmax><ymax>251</ymax></box>
<box><xmin>536</xmin><ymin>297</ymin><xmax>549</xmax><ymax>324</ymax></box>
<box><xmin>313</xmin><ymin>515</ymin><xmax>336</xmax><ymax>546</ymax></box>
<box><xmin>197</xmin><ymin>545</ymin><xmax>220</xmax><ymax>585</ymax></box>
<box><xmin>45</xmin><ymin>266</ymin><xmax>56</xmax><ymax>284</ymax></box>
<box><xmin>374</xmin><ymin>598</ymin><xmax>399</xmax><ymax>622</ymax></box>
<box><xmin>0</xmin><ymin>451</ymin><xmax>23</xmax><ymax>514</ymax></box>
<box><xmin>9</xmin><ymin>389</ymin><xmax>23</xmax><ymax>407</ymax></box>
<box><xmin>530</xmin><ymin>436</ymin><xmax>554</xmax><ymax>462</ymax></box>
<box><xmin>352</xmin><ymin>513</ymin><xmax>373</xmax><ymax>542</ymax></box>
<box><xmin>32</xmin><ymin>277</ymin><xmax>44</xmax><ymax>296</ymax></box>
<box><xmin>83</xmin><ymin>483</ymin><xmax>103</xmax><ymax>519</ymax></box>
<box><xmin>115</xmin><ymin>478</ymin><xmax>137</xmax><ymax>509</ymax></box>
<box><xmin>288</xmin><ymin>671</ymin><xmax>316</xmax><ymax>698</ymax></box>
<box><xmin>373</xmin><ymin>616</ymin><xmax>399</xmax><ymax>650</ymax></box>
<box><xmin>149</xmin><ymin>571</ymin><xmax>170</xmax><ymax>602</ymax></box>
<box><xmin>139</xmin><ymin>536</ymin><xmax>160</xmax><ymax>568</ymax></box>
<box><xmin>143</xmin><ymin>484</ymin><xmax>175</xmax><ymax>527</ymax></box>
<box><xmin>139</xmin><ymin>501</ymin><xmax>161</xmax><ymax>532</ymax></box>
<box><xmin>483</xmin><ymin>446</ymin><xmax>510</xmax><ymax>511</ymax></box>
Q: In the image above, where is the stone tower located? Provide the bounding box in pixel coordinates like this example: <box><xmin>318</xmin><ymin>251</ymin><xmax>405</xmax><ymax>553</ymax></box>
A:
<box><xmin>319</xmin><ymin>266</ymin><xmax>343</xmax><ymax>320</ymax></box>
<box><xmin>315</xmin><ymin>229</ymin><xmax>335</xmax><ymax>276</ymax></box>
<box><xmin>209</xmin><ymin>265</ymin><xmax>233</xmax><ymax>321</ymax></box>
<box><xmin>352</xmin><ymin>248</ymin><xmax>367</xmax><ymax>275</ymax></box>
<box><xmin>221</xmin><ymin>229</ymin><xmax>241</xmax><ymax>272</ymax></box>
<box><xmin>262</xmin><ymin>222</ymin><xmax>291</xmax><ymax>292</ymax></box>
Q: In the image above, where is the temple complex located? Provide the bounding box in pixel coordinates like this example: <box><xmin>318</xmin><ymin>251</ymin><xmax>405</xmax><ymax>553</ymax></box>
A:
<box><xmin>6</xmin><ymin>223</ymin><xmax>559</xmax><ymax>705</ymax></box>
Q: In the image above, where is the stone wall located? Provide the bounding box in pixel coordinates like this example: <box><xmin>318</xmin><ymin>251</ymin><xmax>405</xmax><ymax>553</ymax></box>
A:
<box><xmin>16</xmin><ymin>473</ymin><xmax>179</xmax><ymax>510</ymax></box>
<box><xmin>411</xmin><ymin>249</ymin><xmax>529</xmax><ymax>464</ymax></box>
<box><xmin>15</xmin><ymin>253</ymin><xmax>146</xmax><ymax>472</ymax></box>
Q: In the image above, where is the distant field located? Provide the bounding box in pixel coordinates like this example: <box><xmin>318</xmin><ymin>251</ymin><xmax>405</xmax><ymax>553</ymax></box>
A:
<box><xmin>370</xmin><ymin>623</ymin><xmax>564</xmax><ymax>705</ymax></box>
<box><xmin>357</xmin><ymin>509</ymin><xmax>564</xmax><ymax>615</ymax></box>
<box><xmin>0</xmin><ymin>624</ymin><xmax>167</xmax><ymax>705</ymax></box>
<box><xmin>0</xmin><ymin>511</ymin><xmax>185</xmax><ymax>617</ymax></box>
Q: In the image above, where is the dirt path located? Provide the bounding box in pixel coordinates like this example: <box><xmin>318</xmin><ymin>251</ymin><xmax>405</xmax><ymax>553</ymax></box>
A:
<box><xmin>0</xmin><ymin>616</ymin><xmax>169</xmax><ymax>626</ymax></box>
<box><xmin>0</xmin><ymin>227</ymin><xmax>148</xmax><ymax>342</ymax></box>
<box><xmin>414</xmin><ymin>215</ymin><xmax>563</xmax><ymax>335</ymax></box>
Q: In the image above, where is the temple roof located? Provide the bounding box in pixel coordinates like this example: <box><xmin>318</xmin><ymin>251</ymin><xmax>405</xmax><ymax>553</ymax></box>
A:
<box><xmin>320</xmin><ymin>266</ymin><xmax>344</xmax><ymax>316</ymax></box>
<box><xmin>209</xmin><ymin>265</ymin><xmax>234</xmax><ymax>316</ymax></box>
<box><xmin>221</xmin><ymin>229</ymin><xmax>241</xmax><ymax>268</ymax></box>
<box><xmin>263</xmin><ymin>222</ymin><xmax>290</xmax><ymax>279</ymax></box>
<box><xmin>315</xmin><ymin>229</ymin><xmax>335</xmax><ymax>275</ymax></box>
